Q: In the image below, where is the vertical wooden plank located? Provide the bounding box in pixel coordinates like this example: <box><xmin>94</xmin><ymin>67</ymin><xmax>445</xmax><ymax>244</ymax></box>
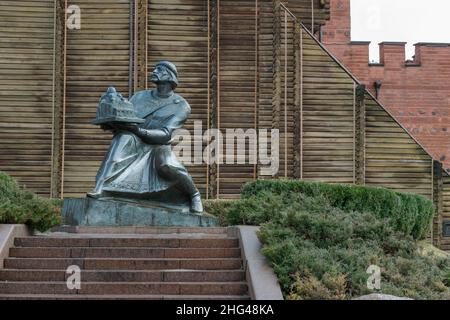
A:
<box><xmin>272</xmin><ymin>0</ymin><xmax>281</xmax><ymax>179</ymax></box>
<box><xmin>208</xmin><ymin>0</ymin><xmax>218</xmax><ymax>199</ymax></box>
<box><xmin>254</xmin><ymin>0</ymin><xmax>260</xmax><ymax>180</ymax></box>
<box><xmin>128</xmin><ymin>0</ymin><xmax>135</xmax><ymax>97</ymax></box>
<box><xmin>61</xmin><ymin>0</ymin><xmax>68</xmax><ymax>197</ymax></box>
<box><xmin>300</xmin><ymin>25</ymin><xmax>303</xmax><ymax>180</ymax></box>
<box><xmin>216</xmin><ymin>0</ymin><xmax>221</xmax><ymax>198</ymax></box>
<box><xmin>133</xmin><ymin>0</ymin><xmax>138</xmax><ymax>94</ymax></box>
<box><xmin>433</xmin><ymin>160</ymin><xmax>444</xmax><ymax>248</ymax></box>
<box><xmin>51</xmin><ymin>0</ymin><xmax>67</xmax><ymax>198</ymax></box>
<box><xmin>136</xmin><ymin>0</ymin><xmax>148</xmax><ymax>91</ymax></box>
<box><xmin>293</xmin><ymin>22</ymin><xmax>301</xmax><ymax>179</ymax></box>
<box><xmin>352</xmin><ymin>82</ymin><xmax>356</xmax><ymax>183</ymax></box>
<box><xmin>441</xmin><ymin>173</ymin><xmax>450</xmax><ymax>250</ymax></box>
<box><xmin>283</xmin><ymin>9</ymin><xmax>288</xmax><ymax>178</ymax></box>
<box><xmin>257</xmin><ymin>0</ymin><xmax>275</xmax><ymax>180</ymax></box>
<box><xmin>355</xmin><ymin>84</ymin><xmax>366</xmax><ymax>185</ymax></box>
<box><xmin>206</xmin><ymin>0</ymin><xmax>211</xmax><ymax>199</ymax></box>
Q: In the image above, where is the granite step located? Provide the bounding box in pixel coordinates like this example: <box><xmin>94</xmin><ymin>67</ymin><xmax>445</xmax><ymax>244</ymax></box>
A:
<box><xmin>14</xmin><ymin>237</ymin><xmax>239</xmax><ymax>248</ymax></box>
<box><xmin>0</xmin><ymin>229</ymin><xmax>249</xmax><ymax>300</ymax></box>
<box><xmin>3</xmin><ymin>257</ymin><xmax>243</xmax><ymax>270</ymax></box>
<box><xmin>0</xmin><ymin>294</ymin><xmax>251</xmax><ymax>300</ymax></box>
<box><xmin>0</xmin><ymin>281</ymin><xmax>248</xmax><ymax>295</ymax></box>
<box><xmin>0</xmin><ymin>269</ymin><xmax>246</xmax><ymax>282</ymax></box>
<box><xmin>9</xmin><ymin>247</ymin><xmax>242</xmax><ymax>259</ymax></box>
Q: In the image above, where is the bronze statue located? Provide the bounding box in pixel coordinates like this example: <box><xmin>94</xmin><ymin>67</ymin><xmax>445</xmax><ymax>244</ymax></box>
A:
<box><xmin>88</xmin><ymin>61</ymin><xmax>203</xmax><ymax>214</ymax></box>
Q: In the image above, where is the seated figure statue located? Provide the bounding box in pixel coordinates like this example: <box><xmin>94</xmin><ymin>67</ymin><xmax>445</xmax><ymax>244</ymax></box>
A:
<box><xmin>88</xmin><ymin>61</ymin><xmax>203</xmax><ymax>214</ymax></box>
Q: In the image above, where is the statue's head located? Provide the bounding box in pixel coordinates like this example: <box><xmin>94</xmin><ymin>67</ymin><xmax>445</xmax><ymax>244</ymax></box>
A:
<box><xmin>150</xmin><ymin>61</ymin><xmax>179</xmax><ymax>89</ymax></box>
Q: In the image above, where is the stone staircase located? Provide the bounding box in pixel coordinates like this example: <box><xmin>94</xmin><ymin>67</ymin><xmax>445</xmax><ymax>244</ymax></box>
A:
<box><xmin>0</xmin><ymin>227</ymin><xmax>249</xmax><ymax>300</ymax></box>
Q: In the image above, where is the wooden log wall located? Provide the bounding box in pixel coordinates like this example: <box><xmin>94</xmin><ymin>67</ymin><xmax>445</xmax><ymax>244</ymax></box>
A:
<box><xmin>0</xmin><ymin>0</ymin><xmax>56</xmax><ymax>197</ymax></box>
<box><xmin>146</xmin><ymin>0</ymin><xmax>209</xmax><ymax>196</ymax></box>
<box><xmin>216</xmin><ymin>0</ymin><xmax>258</xmax><ymax>198</ymax></box>
<box><xmin>284</xmin><ymin>0</ymin><xmax>330</xmax><ymax>32</ymax></box>
<box><xmin>62</xmin><ymin>0</ymin><xmax>131</xmax><ymax>198</ymax></box>
<box><xmin>287</xmin><ymin>10</ymin><xmax>434</xmax><ymax>197</ymax></box>
<box><xmin>365</xmin><ymin>96</ymin><xmax>433</xmax><ymax>198</ymax></box>
<box><xmin>300</xmin><ymin>27</ymin><xmax>356</xmax><ymax>184</ymax></box>
<box><xmin>278</xmin><ymin>8</ymin><xmax>295</xmax><ymax>178</ymax></box>
<box><xmin>294</xmin><ymin>10</ymin><xmax>435</xmax><ymax>200</ymax></box>
<box><xmin>257</xmin><ymin>0</ymin><xmax>275</xmax><ymax>179</ymax></box>
<box><xmin>292</xmin><ymin>8</ymin><xmax>441</xmax><ymax>246</ymax></box>
<box><xmin>3</xmin><ymin>0</ymin><xmax>450</xmax><ymax>249</ymax></box>
<box><xmin>0</xmin><ymin>0</ymin><xmax>329</xmax><ymax>198</ymax></box>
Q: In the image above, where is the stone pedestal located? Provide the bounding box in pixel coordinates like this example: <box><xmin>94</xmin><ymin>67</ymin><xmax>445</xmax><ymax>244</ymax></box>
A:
<box><xmin>62</xmin><ymin>198</ymin><xmax>218</xmax><ymax>227</ymax></box>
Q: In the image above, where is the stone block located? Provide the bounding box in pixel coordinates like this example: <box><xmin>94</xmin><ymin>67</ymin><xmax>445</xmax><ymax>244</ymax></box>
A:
<box><xmin>62</xmin><ymin>197</ymin><xmax>218</xmax><ymax>227</ymax></box>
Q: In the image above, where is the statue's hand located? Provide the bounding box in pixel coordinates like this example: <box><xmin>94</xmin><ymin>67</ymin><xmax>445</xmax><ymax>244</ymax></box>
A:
<box><xmin>112</xmin><ymin>122</ymin><xmax>139</xmax><ymax>133</ymax></box>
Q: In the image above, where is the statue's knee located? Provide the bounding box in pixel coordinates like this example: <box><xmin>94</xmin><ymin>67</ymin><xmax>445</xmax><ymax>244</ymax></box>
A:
<box><xmin>158</xmin><ymin>163</ymin><xmax>174</xmax><ymax>177</ymax></box>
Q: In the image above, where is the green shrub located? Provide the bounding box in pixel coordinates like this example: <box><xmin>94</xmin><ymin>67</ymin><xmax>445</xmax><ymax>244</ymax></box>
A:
<box><xmin>0</xmin><ymin>172</ymin><xmax>62</xmax><ymax>232</ymax></box>
<box><xmin>241</xmin><ymin>179</ymin><xmax>435</xmax><ymax>240</ymax></box>
<box><xmin>254</xmin><ymin>192</ymin><xmax>450</xmax><ymax>299</ymax></box>
<box><xmin>205</xmin><ymin>179</ymin><xmax>448</xmax><ymax>299</ymax></box>
<box><xmin>203</xmin><ymin>199</ymin><xmax>236</xmax><ymax>226</ymax></box>
<box><xmin>287</xmin><ymin>272</ymin><xmax>347</xmax><ymax>300</ymax></box>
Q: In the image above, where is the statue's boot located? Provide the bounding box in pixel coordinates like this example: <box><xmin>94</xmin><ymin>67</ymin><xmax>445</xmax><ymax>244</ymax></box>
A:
<box><xmin>87</xmin><ymin>157</ymin><xmax>122</xmax><ymax>199</ymax></box>
<box><xmin>87</xmin><ymin>179</ymin><xmax>105</xmax><ymax>198</ymax></box>
<box><xmin>87</xmin><ymin>169</ymin><xmax>109</xmax><ymax>198</ymax></box>
<box><xmin>190</xmin><ymin>192</ymin><xmax>204</xmax><ymax>214</ymax></box>
<box><xmin>87</xmin><ymin>164</ymin><xmax>109</xmax><ymax>198</ymax></box>
<box><xmin>87</xmin><ymin>188</ymin><xmax>104</xmax><ymax>199</ymax></box>
<box><xmin>175</xmin><ymin>174</ymin><xmax>203</xmax><ymax>214</ymax></box>
<box><xmin>158</xmin><ymin>164</ymin><xmax>203</xmax><ymax>214</ymax></box>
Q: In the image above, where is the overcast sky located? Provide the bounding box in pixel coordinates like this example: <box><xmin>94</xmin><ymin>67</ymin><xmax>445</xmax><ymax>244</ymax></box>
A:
<box><xmin>351</xmin><ymin>0</ymin><xmax>450</xmax><ymax>62</ymax></box>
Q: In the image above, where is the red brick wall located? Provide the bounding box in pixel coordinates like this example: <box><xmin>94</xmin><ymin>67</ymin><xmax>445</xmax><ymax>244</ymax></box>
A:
<box><xmin>321</xmin><ymin>0</ymin><xmax>450</xmax><ymax>169</ymax></box>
